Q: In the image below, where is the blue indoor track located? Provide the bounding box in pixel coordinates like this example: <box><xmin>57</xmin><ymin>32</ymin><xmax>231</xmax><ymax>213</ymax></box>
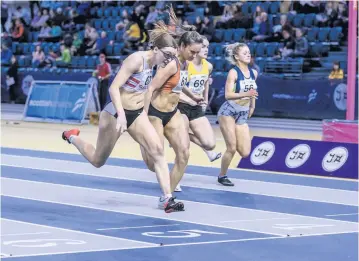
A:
<box><xmin>1</xmin><ymin>147</ymin><xmax>358</xmax><ymax>260</ymax></box>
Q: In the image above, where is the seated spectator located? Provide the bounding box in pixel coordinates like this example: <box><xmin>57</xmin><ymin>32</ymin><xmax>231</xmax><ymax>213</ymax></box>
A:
<box><xmin>328</xmin><ymin>61</ymin><xmax>344</xmax><ymax>80</ymax></box>
<box><xmin>30</xmin><ymin>10</ymin><xmax>42</xmax><ymax>29</ymax></box>
<box><xmin>199</xmin><ymin>16</ymin><xmax>214</xmax><ymax>42</ymax></box>
<box><xmin>56</xmin><ymin>44</ymin><xmax>71</xmax><ymax>67</ymax></box>
<box><xmin>13</xmin><ymin>6</ymin><xmax>31</xmax><ymax>26</ymax></box>
<box><xmin>1</xmin><ymin>43</ymin><xmax>12</xmax><ymax>65</ymax></box>
<box><xmin>80</xmin><ymin>23</ymin><xmax>98</xmax><ymax>55</ymax></box>
<box><xmin>252</xmin><ymin>12</ymin><xmax>272</xmax><ymax>41</ymax></box>
<box><xmin>70</xmin><ymin>33</ymin><xmax>82</xmax><ymax>55</ymax></box>
<box><xmin>52</xmin><ymin>7</ymin><xmax>66</xmax><ymax>27</ymax></box>
<box><xmin>316</xmin><ymin>1</ymin><xmax>338</xmax><ymax>27</ymax></box>
<box><xmin>194</xmin><ymin>16</ymin><xmax>202</xmax><ymax>31</ymax></box>
<box><xmin>274</xmin><ymin>29</ymin><xmax>295</xmax><ymax>58</ymax></box>
<box><xmin>292</xmin><ymin>28</ymin><xmax>308</xmax><ymax>57</ymax></box>
<box><xmin>123</xmin><ymin>16</ymin><xmax>141</xmax><ymax>47</ymax></box>
<box><xmin>38</xmin><ymin>22</ymin><xmax>51</xmax><ymax>39</ymax></box>
<box><xmin>216</xmin><ymin>4</ymin><xmax>234</xmax><ymax>29</ymax></box>
<box><xmin>31</xmin><ymin>9</ymin><xmax>49</xmax><ymax>30</ymax></box>
<box><xmin>1</xmin><ymin>32</ymin><xmax>12</xmax><ymax>49</ymax></box>
<box><xmin>11</xmin><ymin>19</ymin><xmax>25</xmax><ymax>42</ymax></box>
<box><xmin>271</xmin><ymin>14</ymin><xmax>292</xmax><ymax>42</ymax></box>
<box><xmin>86</xmin><ymin>31</ymin><xmax>110</xmax><ymax>55</ymax></box>
<box><xmin>32</xmin><ymin>45</ymin><xmax>46</xmax><ymax>67</ymax></box>
<box><xmin>144</xmin><ymin>6</ymin><xmax>158</xmax><ymax>30</ymax></box>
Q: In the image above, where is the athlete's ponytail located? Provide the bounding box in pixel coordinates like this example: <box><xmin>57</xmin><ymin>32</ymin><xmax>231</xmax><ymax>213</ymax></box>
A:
<box><xmin>225</xmin><ymin>43</ymin><xmax>247</xmax><ymax>65</ymax></box>
<box><xmin>149</xmin><ymin>20</ymin><xmax>178</xmax><ymax>49</ymax></box>
<box><xmin>165</xmin><ymin>5</ymin><xmax>203</xmax><ymax>47</ymax></box>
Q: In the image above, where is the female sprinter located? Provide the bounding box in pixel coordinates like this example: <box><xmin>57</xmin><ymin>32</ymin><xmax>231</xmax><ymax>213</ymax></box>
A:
<box><xmin>178</xmin><ymin>35</ymin><xmax>222</xmax><ymax>163</ymax></box>
<box><xmin>62</xmin><ymin>28</ymin><xmax>184</xmax><ymax>213</ymax></box>
<box><xmin>141</xmin><ymin>24</ymin><xmax>204</xmax><ymax>195</ymax></box>
<box><xmin>217</xmin><ymin>43</ymin><xmax>258</xmax><ymax>186</ymax></box>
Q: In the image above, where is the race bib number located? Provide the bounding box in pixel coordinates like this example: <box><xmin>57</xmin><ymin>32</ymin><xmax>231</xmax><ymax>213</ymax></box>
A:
<box><xmin>239</xmin><ymin>79</ymin><xmax>257</xmax><ymax>100</ymax></box>
<box><xmin>189</xmin><ymin>74</ymin><xmax>208</xmax><ymax>95</ymax></box>
<box><xmin>173</xmin><ymin>71</ymin><xmax>188</xmax><ymax>93</ymax></box>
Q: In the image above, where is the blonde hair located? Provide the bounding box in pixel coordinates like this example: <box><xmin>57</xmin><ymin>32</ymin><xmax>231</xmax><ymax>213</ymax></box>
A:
<box><xmin>225</xmin><ymin>43</ymin><xmax>248</xmax><ymax>65</ymax></box>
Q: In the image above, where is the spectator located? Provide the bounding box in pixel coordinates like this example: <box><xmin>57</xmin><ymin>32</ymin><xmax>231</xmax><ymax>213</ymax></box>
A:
<box><xmin>194</xmin><ymin>16</ymin><xmax>202</xmax><ymax>31</ymax></box>
<box><xmin>328</xmin><ymin>61</ymin><xmax>344</xmax><ymax>80</ymax></box>
<box><xmin>13</xmin><ymin>6</ymin><xmax>31</xmax><ymax>26</ymax></box>
<box><xmin>11</xmin><ymin>19</ymin><xmax>25</xmax><ymax>42</ymax></box>
<box><xmin>1</xmin><ymin>3</ymin><xmax>8</xmax><ymax>32</ymax></box>
<box><xmin>31</xmin><ymin>9</ymin><xmax>50</xmax><ymax>30</ymax></box>
<box><xmin>86</xmin><ymin>31</ymin><xmax>110</xmax><ymax>55</ymax></box>
<box><xmin>32</xmin><ymin>45</ymin><xmax>46</xmax><ymax>67</ymax></box>
<box><xmin>275</xmin><ymin>29</ymin><xmax>295</xmax><ymax>58</ymax></box>
<box><xmin>71</xmin><ymin>33</ymin><xmax>83</xmax><ymax>55</ymax></box>
<box><xmin>93</xmin><ymin>53</ymin><xmax>112</xmax><ymax>110</ymax></box>
<box><xmin>292</xmin><ymin>28</ymin><xmax>308</xmax><ymax>57</ymax></box>
<box><xmin>6</xmin><ymin>55</ymin><xmax>19</xmax><ymax>103</ymax></box>
<box><xmin>38</xmin><ymin>21</ymin><xmax>51</xmax><ymax>39</ymax></box>
<box><xmin>316</xmin><ymin>1</ymin><xmax>337</xmax><ymax>27</ymax></box>
<box><xmin>1</xmin><ymin>32</ymin><xmax>12</xmax><ymax>49</ymax></box>
<box><xmin>252</xmin><ymin>12</ymin><xmax>272</xmax><ymax>41</ymax></box>
<box><xmin>199</xmin><ymin>16</ymin><xmax>214</xmax><ymax>42</ymax></box>
<box><xmin>30</xmin><ymin>10</ymin><xmax>42</xmax><ymax>29</ymax></box>
<box><xmin>80</xmin><ymin>23</ymin><xmax>99</xmax><ymax>55</ymax></box>
<box><xmin>56</xmin><ymin>44</ymin><xmax>71</xmax><ymax>67</ymax></box>
<box><xmin>123</xmin><ymin>15</ymin><xmax>141</xmax><ymax>52</ymax></box>
<box><xmin>1</xmin><ymin>43</ymin><xmax>12</xmax><ymax>65</ymax></box>
<box><xmin>52</xmin><ymin>7</ymin><xmax>66</xmax><ymax>27</ymax></box>
<box><xmin>144</xmin><ymin>6</ymin><xmax>158</xmax><ymax>30</ymax></box>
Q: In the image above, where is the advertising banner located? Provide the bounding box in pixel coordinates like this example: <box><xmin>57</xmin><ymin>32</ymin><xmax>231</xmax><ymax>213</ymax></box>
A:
<box><xmin>23</xmin><ymin>80</ymin><xmax>99</xmax><ymax>124</ymax></box>
<box><xmin>238</xmin><ymin>136</ymin><xmax>358</xmax><ymax>179</ymax></box>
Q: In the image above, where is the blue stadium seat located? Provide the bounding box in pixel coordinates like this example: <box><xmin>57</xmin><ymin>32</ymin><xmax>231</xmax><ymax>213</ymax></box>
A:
<box><xmin>214</xmin><ymin>59</ymin><xmax>225</xmax><ymax>71</ymax></box>
<box><xmin>71</xmin><ymin>56</ymin><xmax>79</xmax><ymax>68</ymax></box>
<box><xmin>329</xmin><ymin>27</ymin><xmax>342</xmax><ymax>42</ymax></box>
<box><xmin>94</xmin><ymin>19</ymin><xmax>102</xmax><ymax>29</ymax></box>
<box><xmin>213</xmin><ymin>29</ymin><xmax>224</xmax><ymax>43</ymax></box>
<box><xmin>241</xmin><ymin>2</ymin><xmax>251</xmax><ymax>15</ymax></box>
<box><xmin>260</xmin><ymin>2</ymin><xmax>270</xmax><ymax>13</ymax></box>
<box><xmin>78</xmin><ymin>56</ymin><xmax>87</xmax><ymax>68</ymax></box>
<box><xmin>307</xmin><ymin>27</ymin><xmax>319</xmax><ymax>42</ymax></box>
<box><xmin>107</xmin><ymin>31</ymin><xmax>115</xmax><ymax>41</ymax></box>
<box><xmin>22</xmin><ymin>43</ymin><xmax>30</xmax><ymax>55</ymax></box>
<box><xmin>309</xmin><ymin>42</ymin><xmax>323</xmax><ymax>57</ymax></box>
<box><xmin>115</xmin><ymin>31</ymin><xmax>124</xmax><ymax>42</ymax></box>
<box><xmin>111</xmin><ymin>8</ymin><xmax>118</xmax><ymax>17</ymax></box>
<box><xmin>87</xmin><ymin>56</ymin><xmax>97</xmax><ymax>69</ymax></box>
<box><xmin>318</xmin><ymin>27</ymin><xmax>330</xmax><ymax>42</ymax></box>
<box><xmin>269</xmin><ymin>1</ymin><xmax>280</xmax><ymax>14</ymax></box>
<box><xmin>224</xmin><ymin>61</ymin><xmax>232</xmax><ymax>71</ymax></box>
<box><xmin>266</xmin><ymin>43</ymin><xmax>278</xmax><ymax>57</ymax></box>
<box><xmin>113</xmin><ymin>44</ymin><xmax>123</xmax><ymax>56</ymax></box>
<box><xmin>110</xmin><ymin>20</ymin><xmax>118</xmax><ymax>30</ymax></box>
<box><xmin>248</xmin><ymin>42</ymin><xmax>257</xmax><ymax>56</ymax></box>
<box><xmin>214</xmin><ymin>44</ymin><xmax>224</xmax><ymax>56</ymax></box>
<box><xmin>255</xmin><ymin>43</ymin><xmax>266</xmax><ymax>57</ymax></box>
<box><xmin>102</xmin><ymin>20</ymin><xmax>110</xmax><ymax>31</ymax></box>
<box><xmin>97</xmin><ymin>8</ymin><xmax>104</xmax><ymax>17</ymax></box>
<box><xmin>292</xmin><ymin>14</ymin><xmax>304</xmax><ymax>27</ymax></box>
<box><xmin>303</xmin><ymin>13</ymin><xmax>316</xmax><ymax>27</ymax></box>
<box><xmin>233</xmin><ymin>29</ymin><xmax>245</xmax><ymax>42</ymax></box>
<box><xmin>223</xmin><ymin>29</ymin><xmax>234</xmax><ymax>43</ymax></box>
<box><xmin>255</xmin><ymin>58</ymin><xmax>266</xmax><ymax>72</ymax></box>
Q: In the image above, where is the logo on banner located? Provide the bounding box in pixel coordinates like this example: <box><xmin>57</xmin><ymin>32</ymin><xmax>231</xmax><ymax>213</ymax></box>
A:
<box><xmin>21</xmin><ymin>75</ymin><xmax>34</xmax><ymax>96</ymax></box>
<box><xmin>71</xmin><ymin>92</ymin><xmax>86</xmax><ymax>113</ymax></box>
<box><xmin>250</xmin><ymin>141</ymin><xmax>275</xmax><ymax>165</ymax></box>
<box><xmin>333</xmin><ymin>83</ymin><xmax>347</xmax><ymax>110</ymax></box>
<box><xmin>285</xmin><ymin>144</ymin><xmax>311</xmax><ymax>168</ymax></box>
<box><xmin>307</xmin><ymin>89</ymin><xmax>317</xmax><ymax>103</ymax></box>
<box><xmin>322</xmin><ymin>146</ymin><xmax>348</xmax><ymax>172</ymax></box>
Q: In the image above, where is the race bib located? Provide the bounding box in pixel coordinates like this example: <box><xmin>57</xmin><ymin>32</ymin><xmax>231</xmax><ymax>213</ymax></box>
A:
<box><xmin>172</xmin><ymin>71</ymin><xmax>188</xmax><ymax>93</ymax></box>
<box><xmin>188</xmin><ymin>74</ymin><xmax>208</xmax><ymax>95</ymax></box>
<box><xmin>239</xmin><ymin>79</ymin><xmax>257</xmax><ymax>99</ymax></box>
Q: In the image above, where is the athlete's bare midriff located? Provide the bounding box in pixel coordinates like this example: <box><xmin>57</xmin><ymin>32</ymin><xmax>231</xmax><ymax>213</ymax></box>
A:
<box><xmin>234</xmin><ymin>99</ymin><xmax>250</xmax><ymax>106</ymax></box>
<box><xmin>120</xmin><ymin>89</ymin><xmax>145</xmax><ymax>110</ymax></box>
<box><xmin>151</xmin><ymin>91</ymin><xmax>180</xmax><ymax>112</ymax></box>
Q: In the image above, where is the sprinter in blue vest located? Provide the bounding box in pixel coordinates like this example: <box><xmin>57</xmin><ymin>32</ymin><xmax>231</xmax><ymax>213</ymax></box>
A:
<box><xmin>217</xmin><ymin>43</ymin><xmax>259</xmax><ymax>186</ymax></box>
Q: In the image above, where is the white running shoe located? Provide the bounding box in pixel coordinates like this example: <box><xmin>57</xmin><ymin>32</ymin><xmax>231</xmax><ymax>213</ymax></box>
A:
<box><xmin>174</xmin><ymin>184</ymin><xmax>182</xmax><ymax>192</ymax></box>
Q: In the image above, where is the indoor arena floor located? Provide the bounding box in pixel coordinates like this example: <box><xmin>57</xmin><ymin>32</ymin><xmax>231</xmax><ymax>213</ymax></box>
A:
<box><xmin>1</xmin><ymin>120</ymin><xmax>358</xmax><ymax>261</ymax></box>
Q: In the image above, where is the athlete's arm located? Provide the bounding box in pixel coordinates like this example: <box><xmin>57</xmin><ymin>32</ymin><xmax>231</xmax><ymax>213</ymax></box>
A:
<box><xmin>144</xmin><ymin>59</ymin><xmax>177</xmax><ymax>113</ymax></box>
<box><xmin>109</xmin><ymin>53</ymin><xmax>142</xmax><ymax>116</ymax></box>
<box><xmin>182</xmin><ymin>86</ymin><xmax>204</xmax><ymax>102</ymax></box>
<box><xmin>225</xmin><ymin>69</ymin><xmax>258</xmax><ymax>100</ymax></box>
<box><xmin>203</xmin><ymin>62</ymin><xmax>213</xmax><ymax>104</ymax></box>
<box><xmin>249</xmin><ymin>69</ymin><xmax>258</xmax><ymax>118</ymax></box>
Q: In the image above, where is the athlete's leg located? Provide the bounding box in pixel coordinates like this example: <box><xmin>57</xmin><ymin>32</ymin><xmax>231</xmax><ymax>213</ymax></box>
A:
<box><xmin>63</xmin><ymin>111</ymin><xmax>121</xmax><ymax>168</ymax></box>
<box><xmin>189</xmin><ymin>117</ymin><xmax>216</xmax><ymax>151</ymax></box>
<box><xmin>139</xmin><ymin>116</ymin><xmax>164</xmax><ymax>172</ymax></box>
<box><xmin>128</xmin><ymin>113</ymin><xmax>172</xmax><ymax>196</ymax></box>
<box><xmin>218</xmin><ymin>115</ymin><xmax>236</xmax><ymax>185</ymax></box>
<box><xmin>164</xmin><ymin>111</ymin><xmax>190</xmax><ymax>192</ymax></box>
<box><xmin>235</xmin><ymin>124</ymin><xmax>252</xmax><ymax>158</ymax></box>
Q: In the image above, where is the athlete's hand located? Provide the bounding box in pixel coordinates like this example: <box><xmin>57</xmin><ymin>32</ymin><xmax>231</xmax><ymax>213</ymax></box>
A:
<box><xmin>192</xmin><ymin>94</ymin><xmax>204</xmax><ymax>103</ymax></box>
<box><xmin>116</xmin><ymin>113</ymin><xmax>127</xmax><ymax>134</ymax></box>
<box><xmin>198</xmin><ymin>101</ymin><xmax>208</xmax><ymax>112</ymax></box>
<box><xmin>247</xmin><ymin>89</ymin><xmax>258</xmax><ymax>98</ymax></box>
